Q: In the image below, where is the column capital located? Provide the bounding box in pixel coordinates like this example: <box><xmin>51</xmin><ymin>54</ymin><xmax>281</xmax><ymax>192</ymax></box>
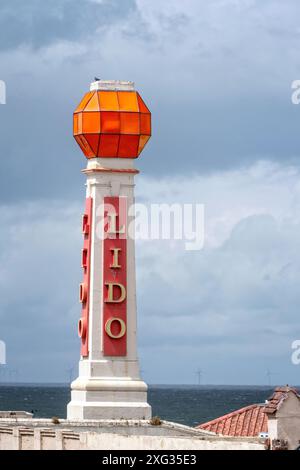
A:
<box><xmin>82</xmin><ymin>158</ymin><xmax>139</xmax><ymax>176</ymax></box>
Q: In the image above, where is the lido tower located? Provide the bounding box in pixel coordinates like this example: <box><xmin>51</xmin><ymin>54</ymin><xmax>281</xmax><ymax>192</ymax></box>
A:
<box><xmin>67</xmin><ymin>80</ymin><xmax>152</xmax><ymax>420</ymax></box>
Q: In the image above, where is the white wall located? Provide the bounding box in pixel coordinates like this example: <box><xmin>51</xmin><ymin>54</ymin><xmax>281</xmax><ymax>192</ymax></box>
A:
<box><xmin>0</xmin><ymin>426</ymin><xmax>264</xmax><ymax>450</ymax></box>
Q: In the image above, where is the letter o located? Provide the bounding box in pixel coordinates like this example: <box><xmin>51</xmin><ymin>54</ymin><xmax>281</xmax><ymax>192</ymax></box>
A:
<box><xmin>79</xmin><ymin>283</ymin><xmax>87</xmax><ymax>303</ymax></box>
<box><xmin>78</xmin><ymin>318</ymin><xmax>87</xmax><ymax>339</ymax></box>
<box><xmin>105</xmin><ymin>318</ymin><xmax>126</xmax><ymax>339</ymax></box>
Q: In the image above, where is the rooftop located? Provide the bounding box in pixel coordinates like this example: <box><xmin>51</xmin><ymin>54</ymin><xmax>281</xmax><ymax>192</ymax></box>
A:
<box><xmin>197</xmin><ymin>404</ymin><xmax>267</xmax><ymax>437</ymax></box>
<box><xmin>196</xmin><ymin>386</ymin><xmax>300</xmax><ymax>437</ymax></box>
<box><xmin>263</xmin><ymin>386</ymin><xmax>300</xmax><ymax>414</ymax></box>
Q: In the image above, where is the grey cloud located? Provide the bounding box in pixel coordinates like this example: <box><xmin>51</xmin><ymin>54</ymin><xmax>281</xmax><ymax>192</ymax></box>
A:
<box><xmin>0</xmin><ymin>0</ymin><xmax>136</xmax><ymax>51</ymax></box>
<box><xmin>138</xmin><ymin>214</ymin><xmax>300</xmax><ymax>361</ymax></box>
<box><xmin>0</xmin><ymin>1</ymin><xmax>300</xmax><ymax>203</ymax></box>
<box><xmin>1</xmin><ymin>180</ymin><xmax>300</xmax><ymax>383</ymax></box>
<box><xmin>0</xmin><ymin>201</ymin><xmax>82</xmax><ymax>381</ymax></box>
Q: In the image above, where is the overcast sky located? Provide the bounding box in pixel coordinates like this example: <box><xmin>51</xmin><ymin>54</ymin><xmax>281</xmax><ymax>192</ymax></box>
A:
<box><xmin>1</xmin><ymin>0</ymin><xmax>300</xmax><ymax>385</ymax></box>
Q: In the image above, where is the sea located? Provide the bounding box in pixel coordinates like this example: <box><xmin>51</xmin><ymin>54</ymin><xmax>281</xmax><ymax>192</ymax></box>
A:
<box><xmin>0</xmin><ymin>385</ymin><xmax>281</xmax><ymax>427</ymax></box>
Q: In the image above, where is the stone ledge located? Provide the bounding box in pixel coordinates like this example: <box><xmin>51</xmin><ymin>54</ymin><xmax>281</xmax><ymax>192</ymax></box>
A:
<box><xmin>0</xmin><ymin>417</ymin><xmax>266</xmax><ymax>450</ymax></box>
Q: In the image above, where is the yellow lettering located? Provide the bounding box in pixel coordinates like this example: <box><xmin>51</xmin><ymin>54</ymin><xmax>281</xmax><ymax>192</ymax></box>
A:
<box><xmin>105</xmin><ymin>282</ymin><xmax>126</xmax><ymax>303</ymax></box>
<box><xmin>110</xmin><ymin>248</ymin><xmax>121</xmax><ymax>269</ymax></box>
<box><xmin>105</xmin><ymin>318</ymin><xmax>126</xmax><ymax>339</ymax></box>
<box><xmin>107</xmin><ymin>213</ymin><xmax>125</xmax><ymax>235</ymax></box>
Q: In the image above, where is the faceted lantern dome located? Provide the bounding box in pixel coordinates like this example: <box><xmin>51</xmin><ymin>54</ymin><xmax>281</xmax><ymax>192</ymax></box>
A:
<box><xmin>73</xmin><ymin>81</ymin><xmax>151</xmax><ymax>159</ymax></box>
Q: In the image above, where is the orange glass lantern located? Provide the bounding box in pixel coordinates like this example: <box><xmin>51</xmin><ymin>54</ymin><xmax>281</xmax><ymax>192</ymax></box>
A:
<box><xmin>73</xmin><ymin>80</ymin><xmax>151</xmax><ymax>159</ymax></box>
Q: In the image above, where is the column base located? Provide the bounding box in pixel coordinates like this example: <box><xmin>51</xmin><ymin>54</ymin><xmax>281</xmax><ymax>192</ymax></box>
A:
<box><xmin>67</xmin><ymin>376</ymin><xmax>152</xmax><ymax>420</ymax></box>
<box><xmin>67</xmin><ymin>401</ymin><xmax>152</xmax><ymax>420</ymax></box>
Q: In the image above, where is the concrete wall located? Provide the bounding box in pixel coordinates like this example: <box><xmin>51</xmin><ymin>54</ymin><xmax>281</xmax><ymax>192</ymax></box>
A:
<box><xmin>82</xmin><ymin>432</ymin><xmax>264</xmax><ymax>450</ymax></box>
<box><xmin>0</xmin><ymin>419</ymin><xmax>265</xmax><ymax>450</ymax></box>
<box><xmin>268</xmin><ymin>392</ymin><xmax>300</xmax><ymax>450</ymax></box>
<box><xmin>0</xmin><ymin>427</ymin><xmax>80</xmax><ymax>450</ymax></box>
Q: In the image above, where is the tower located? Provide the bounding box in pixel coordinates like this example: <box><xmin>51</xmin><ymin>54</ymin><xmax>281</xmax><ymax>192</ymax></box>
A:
<box><xmin>67</xmin><ymin>80</ymin><xmax>152</xmax><ymax>420</ymax></box>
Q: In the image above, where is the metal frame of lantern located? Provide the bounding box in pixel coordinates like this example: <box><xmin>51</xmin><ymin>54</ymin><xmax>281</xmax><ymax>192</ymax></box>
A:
<box><xmin>73</xmin><ymin>87</ymin><xmax>151</xmax><ymax>158</ymax></box>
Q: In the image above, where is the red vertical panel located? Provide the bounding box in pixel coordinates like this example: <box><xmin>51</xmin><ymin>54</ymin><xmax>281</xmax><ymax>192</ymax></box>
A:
<box><xmin>103</xmin><ymin>197</ymin><xmax>127</xmax><ymax>356</ymax></box>
<box><xmin>79</xmin><ymin>197</ymin><xmax>93</xmax><ymax>357</ymax></box>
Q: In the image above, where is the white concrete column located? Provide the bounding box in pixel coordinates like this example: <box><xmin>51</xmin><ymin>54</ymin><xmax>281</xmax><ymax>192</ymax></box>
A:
<box><xmin>67</xmin><ymin>157</ymin><xmax>151</xmax><ymax>420</ymax></box>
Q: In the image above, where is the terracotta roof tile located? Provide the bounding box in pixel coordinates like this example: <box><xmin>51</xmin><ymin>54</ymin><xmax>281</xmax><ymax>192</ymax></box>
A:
<box><xmin>229</xmin><ymin>413</ymin><xmax>238</xmax><ymax>435</ymax></box>
<box><xmin>241</xmin><ymin>407</ymin><xmax>251</xmax><ymax>436</ymax></box>
<box><xmin>196</xmin><ymin>404</ymin><xmax>268</xmax><ymax>437</ymax></box>
<box><xmin>235</xmin><ymin>411</ymin><xmax>244</xmax><ymax>436</ymax></box>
